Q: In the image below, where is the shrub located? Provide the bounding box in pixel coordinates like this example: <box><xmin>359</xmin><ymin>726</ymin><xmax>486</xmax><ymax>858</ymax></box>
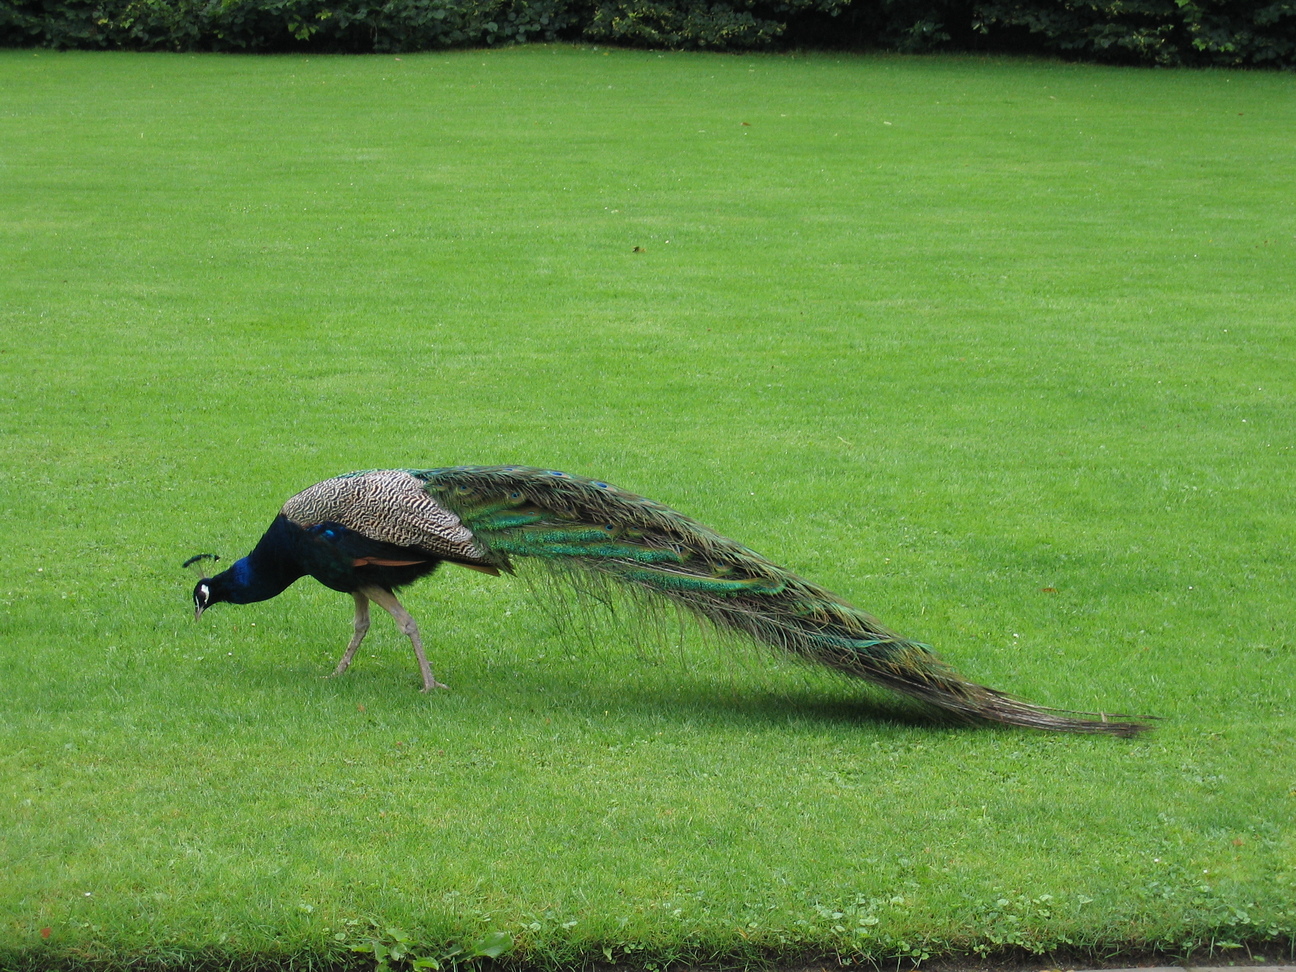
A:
<box><xmin>1</xmin><ymin>0</ymin><xmax>1293</xmax><ymax>63</ymax></box>
<box><xmin>971</xmin><ymin>0</ymin><xmax>1296</xmax><ymax>67</ymax></box>
<box><xmin>0</xmin><ymin>0</ymin><xmax>577</xmax><ymax>50</ymax></box>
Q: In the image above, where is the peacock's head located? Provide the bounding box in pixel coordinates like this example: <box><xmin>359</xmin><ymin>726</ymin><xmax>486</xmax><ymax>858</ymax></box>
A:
<box><xmin>184</xmin><ymin>553</ymin><xmax>222</xmax><ymax>620</ymax></box>
<box><xmin>193</xmin><ymin>578</ymin><xmax>217</xmax><ymax>619</ymax></box>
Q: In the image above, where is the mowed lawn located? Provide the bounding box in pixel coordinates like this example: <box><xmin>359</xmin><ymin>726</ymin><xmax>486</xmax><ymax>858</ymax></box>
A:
<box><xmin>0</xmin><ymin>46</ymin><xmax>1293</xmax><ymax>969</ymax></box>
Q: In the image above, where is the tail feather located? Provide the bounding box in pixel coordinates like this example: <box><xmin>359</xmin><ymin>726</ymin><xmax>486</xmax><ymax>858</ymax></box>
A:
<box><xmin>416</xmin><ymin>466</ymin><xmax>1151</xmax><ymax>736</ymax></box>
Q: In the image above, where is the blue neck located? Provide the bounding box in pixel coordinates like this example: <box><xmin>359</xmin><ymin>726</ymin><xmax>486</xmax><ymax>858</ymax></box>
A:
<box><xmin>214</xmin><ymin>518</ymin><xmax>307</xmax><ymax>604</ymax></box>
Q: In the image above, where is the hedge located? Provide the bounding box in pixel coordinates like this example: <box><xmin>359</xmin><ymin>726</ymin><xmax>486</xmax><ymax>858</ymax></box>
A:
<box><xmin>1</xmin><ymin>0</ymin><xmax>1293</xmax><ymax>65</ymax></box>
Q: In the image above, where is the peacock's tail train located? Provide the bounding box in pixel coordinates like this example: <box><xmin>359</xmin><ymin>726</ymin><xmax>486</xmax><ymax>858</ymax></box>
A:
<box><xmin>415</xmin><ymin>466</ymin><xmax>1150</xmax><ymax>736</ymax></box>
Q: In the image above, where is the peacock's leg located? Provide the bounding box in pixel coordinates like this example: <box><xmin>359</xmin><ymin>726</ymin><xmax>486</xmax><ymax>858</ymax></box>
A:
<box><xmin>360</xmin><ymin>584</ymin><xmax>448</xmax><ymax>692</ymax></box>
<box><xmin>331</xmin><ymin>591</ymin><xmax>371</xmax><ymax>678</ymax></box>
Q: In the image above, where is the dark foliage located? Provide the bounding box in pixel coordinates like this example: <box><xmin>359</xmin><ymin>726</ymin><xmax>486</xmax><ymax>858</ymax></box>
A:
<box><xmin>0</xmin><ymin>0</ymin><xmax>579</xmax><ymax>51</ymax></box>
<box><xmin>1</xmin><ymin>0</ymin><xmax>1292</xmax><ymax>64</ymax></box>
<box><xmin>970</xmin><ymin>0</ymin><xmax>1296</xmax><ymax>67</ymax></box>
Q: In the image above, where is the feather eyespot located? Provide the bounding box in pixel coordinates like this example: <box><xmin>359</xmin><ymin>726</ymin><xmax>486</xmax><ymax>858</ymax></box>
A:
<box><xmin>592</xmin><ymin>481</ymin><xmax>610</xmax><ymax>488</ymax></box>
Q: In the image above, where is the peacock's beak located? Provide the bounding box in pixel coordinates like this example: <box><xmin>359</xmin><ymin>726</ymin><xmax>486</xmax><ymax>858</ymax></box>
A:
<box><xmin>194</xmin><ymin>603</ymin><xmax>206</xmax><ymax>621</ymax></box>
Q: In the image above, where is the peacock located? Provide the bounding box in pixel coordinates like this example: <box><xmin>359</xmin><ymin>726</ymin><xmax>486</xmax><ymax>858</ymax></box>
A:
<box><xmin>187</xmin><ymin>466</ymin><xmax>1149</xmax><ymax>735</ymax></box>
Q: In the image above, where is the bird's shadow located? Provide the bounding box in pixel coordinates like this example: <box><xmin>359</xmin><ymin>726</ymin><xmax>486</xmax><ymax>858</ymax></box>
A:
<box><xmin>563</xmin><ymin>678</ymin><xmax>975</xmax><ymax>734</ymax></box>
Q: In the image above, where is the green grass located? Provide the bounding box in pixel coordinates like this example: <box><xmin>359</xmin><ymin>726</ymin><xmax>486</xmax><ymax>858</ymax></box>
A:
<box><xmin>1</xmin><ymin>45</ymin><xmax>1294</xmax><ymax>970</ymax></box>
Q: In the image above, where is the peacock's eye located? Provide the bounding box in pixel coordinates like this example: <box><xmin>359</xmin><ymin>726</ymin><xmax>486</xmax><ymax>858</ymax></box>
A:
<box><xmin>197</xmin><ymin>584</ymin><xmax>210</xmax><ymax>603</ymax></box>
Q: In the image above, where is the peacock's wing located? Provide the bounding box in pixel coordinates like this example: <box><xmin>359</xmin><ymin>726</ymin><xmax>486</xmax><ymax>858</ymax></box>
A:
<box><xmin>281</xmin><ymin>470</ymin><xmax>497</xmax><ymax>567</ymax></box>
<box><xmin>301</xmin><ymin>521</ymin><xmax>435</xmax><ymax>567</ymax></box>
